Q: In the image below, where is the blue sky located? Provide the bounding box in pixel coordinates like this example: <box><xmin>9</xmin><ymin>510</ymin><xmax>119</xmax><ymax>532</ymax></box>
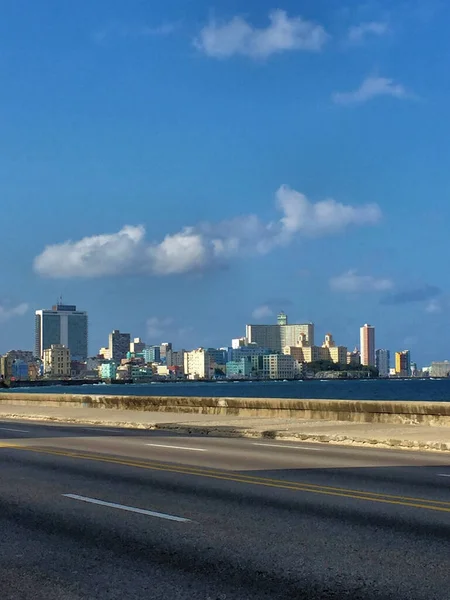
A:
<box><xmin>1</xmin><ymin>0</ymin><xmax>449</xmax><ymax>366</ymax></box>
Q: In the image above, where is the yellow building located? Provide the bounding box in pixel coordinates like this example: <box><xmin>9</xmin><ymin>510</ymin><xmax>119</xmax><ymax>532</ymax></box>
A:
<box><xmin>284</xmin><ymin>333</ymin><xmax>347</xmax><ymax>365</ymax></box>
<box><xmin>43</xmin><ymin>344</ymin><xmax>71</xmax><ymax>377</ymax></box>
<box><xmin>395</xmin><ymin>351</ymin><xmax>411</xmax><ymax>377</ymax></box>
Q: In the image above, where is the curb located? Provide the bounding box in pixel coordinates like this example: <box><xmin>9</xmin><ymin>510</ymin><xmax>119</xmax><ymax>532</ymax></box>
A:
<box><xmin>0</xmin><ymin>413</ymin><xmax>449</xmax><ymax>453</ymax></box>
<box><xmin>152</xmin><ymin>424</ymin><xmax>450</xmax><ymax>452</ymax></box>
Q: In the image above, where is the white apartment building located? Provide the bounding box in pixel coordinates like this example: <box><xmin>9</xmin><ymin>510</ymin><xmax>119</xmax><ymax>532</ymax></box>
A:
<box><xmin>184</xmin><ymin>348</ymin><xmax>212</xmax><ymax>380</ymax></box>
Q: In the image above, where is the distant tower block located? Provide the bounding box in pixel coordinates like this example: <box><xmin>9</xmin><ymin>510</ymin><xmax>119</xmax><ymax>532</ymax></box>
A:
<box><xmin>277</xmin><ymin>312</ymin><xmax>288</xmax><ymax>326</ymax></box>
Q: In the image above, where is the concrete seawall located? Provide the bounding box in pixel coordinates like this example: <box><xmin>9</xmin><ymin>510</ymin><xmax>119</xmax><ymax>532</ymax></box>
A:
<box><xmin>1</xmin><ymin>393</ymin><xmax>450</xmax><ymax>426</ymax></box>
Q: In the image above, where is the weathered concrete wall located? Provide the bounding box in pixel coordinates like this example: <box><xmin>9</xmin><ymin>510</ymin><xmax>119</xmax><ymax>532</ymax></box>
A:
<box><xmin>1</xmin><ymin>393</ymin><xmax>450</xmax><ymax>425</ymax></box>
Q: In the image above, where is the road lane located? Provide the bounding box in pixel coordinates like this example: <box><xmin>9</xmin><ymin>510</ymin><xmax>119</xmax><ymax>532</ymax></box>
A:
<box><xmin>0</xmin><ymin>435</ymin><xmax>450</xmax><ymax>600</ymax></box>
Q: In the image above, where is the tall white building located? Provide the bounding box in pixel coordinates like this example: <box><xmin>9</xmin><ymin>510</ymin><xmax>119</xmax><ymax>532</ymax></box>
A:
<box><xmin>360</xmin><ymin>324</ymin><xmax>375</xmax><ymax>367</ymax></box>
<box><xmin>376</xmin><ymin>349</ymin><xmax>390</xmax><ymax>377</ymax></box>
<box><xmin>246</xmin><ymin>316</ymin><xmax>314</xmax><ymax>353</ymax></box>
<box><xmin>35</xmin><ymin>302</ymin><xmax>88</xmax><ymax>360</ymax></box>
<box><xmin>184</xmin><ymin>348</ymin><xmax>212</xmax><ymax>380</ymax></box>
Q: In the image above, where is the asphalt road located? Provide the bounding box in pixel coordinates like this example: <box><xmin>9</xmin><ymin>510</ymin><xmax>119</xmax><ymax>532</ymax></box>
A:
<box><xmin>0</xmin><ymin>420</ymin><xmax>449</xmax><ymax>600</ymax></box>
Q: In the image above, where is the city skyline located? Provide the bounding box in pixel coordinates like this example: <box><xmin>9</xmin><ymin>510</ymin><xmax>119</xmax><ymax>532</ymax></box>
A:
<box><xmin>0</xmin><ymin>1</ymin><xmax>449</xmax><ymax>365</ymax></box>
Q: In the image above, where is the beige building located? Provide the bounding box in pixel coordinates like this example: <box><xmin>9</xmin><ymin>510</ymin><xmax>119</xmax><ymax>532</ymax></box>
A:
<box><xmin>283</xmin><ymin>332</ymin><xmax>347</xmax><ymax>365</ymax></box>
<box><xmin>43</xmin><ymin>345</ymin><xmax>71</xmax><ymax>377</ymax></box>
<box><xmin>262</xmin><ymin>354</ymin><xmax>296</xmax><ymax>379</ymax></box>
<box><xmin>246</xmin><ymin>317</ymin><xmax>314</xmax><ymax>352</ymax></box>
<box><xmin>99</xmin><ymin>347</ymin><xmax>111</xmax><ymax>359</ymax></box>
<box><xmin>184</xmin><ymin>348</ymin><xmax>212</xmax><ymax>380</ymax></box>
<box><xmin>360</xmin><ymin>324</ymin><xmax>375</xmax><ymax>367</ymax></box>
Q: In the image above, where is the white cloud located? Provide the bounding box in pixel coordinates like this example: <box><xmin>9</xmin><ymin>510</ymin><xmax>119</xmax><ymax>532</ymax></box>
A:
<box><xmin>276</xmin><ymin>185</ymin><xmax>381</xmax><ymax>239</ymax></box>
<box><xmin>147</xmin><ymin>317</ymin><xmax>175</xmax><ymax>339</ymax></box>
<box><xmin>33</xmin><ymin>225</ymin><xmax>146</xmax><ymax>278</ymax></box>
<box><xmin>330</xmin><ymin>270</ymin><xmax>393</xmax><ymax>293</ymax></box>
<box><xmin>194</xmin><ymin>10</ymin><xmax>328</xmax><ymax>59</ymax></box>
<box><xmin>33</xmin><ymin>185</ymin><xmax>381</xmax><ymax>279</ymax></box>
<box><xmin>425</xmin><ymin>299</ymin><xmax>442</xmax><ymax>314</ymax></box>
<box><xmin>252</xmin><ymin>305</ymin><xmax>274</xmax><ymax>320</ymax></box>
<box><xmin>347</xmin><ymin>21</ymin><xmax>389</xmax><ymax>43</ymax></box>
<box><xmin>0</xmin><ymin>302</ymin><xmax>29</xmax><ymax>322</ymax></box>
<box><xmin>333</xmin><ymin>76</ymin><xmax>408</xmax><ymax>105</ymax></box>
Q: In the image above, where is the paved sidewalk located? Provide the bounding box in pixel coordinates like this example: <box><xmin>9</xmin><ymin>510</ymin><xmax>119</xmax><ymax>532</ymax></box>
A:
<box><xmin>0</xmin><ymin>403</ymin><xmax>450</xmax><ymax>452</ymax></box>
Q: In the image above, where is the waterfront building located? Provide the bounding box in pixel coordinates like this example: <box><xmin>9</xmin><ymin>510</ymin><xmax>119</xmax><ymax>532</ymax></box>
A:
<box><xmin>376</xmin><ymin>349</ymin><xmax>390</xmax><ymax>377</ymax></box>
<box><xmin>35</xmin><ymin>302</ymin><xmax>88</xmax><ymax>360</ymax></box>
<box><xmin>283</xmin><ymin>333</ymin><xmax>347</xmax><ymax>365</ymax></box>
<box><xmin>429</xmin><ymin>361</ymin><xmax>450</xmax><ymax>378</ymax></box>
<box><xmin>226</xmin><ymin>357</ymin><xmax>253</xmax><ymax>379</ymax></box>
<box><xmin>347</xmin><ymin>348</ymin><xmax>361</xmax><ymax>366</ymax></box>
<box><xmin>184</xmin><ymin>348</ymin><xmax>212</xmax><ymax>380</ymax></box>
<box><xmin>43</xmin><ymin>344</ymin><xmax>71</xmax><ymax>377</ymax></box>
<box><xmin>360</xmin><ymin>324</ymin><xmax>375</xmax><ymax>367</ymax></box>
<box><xmin>206</xmin><ymin>348</ymin><xmax>227</xmax><ymax>365</ymax></box>
<box><xmin>108</xmin><ymin>330</ymin><xmax>131</xmax><ymax>362</ymax></box>
<box><xmin>395</xmin><ymin>350</ymin><xmax>411</xmax><ymax>377</ymax></box>
<box><xmin>100</xmin><ymin>362</ymin><xmax>117</xmax><ymax>380</ymax></box>
<box><xmin>246</xmin><ymin>315</ymin><xmax>314</xmax><ymax>352</ymax></box>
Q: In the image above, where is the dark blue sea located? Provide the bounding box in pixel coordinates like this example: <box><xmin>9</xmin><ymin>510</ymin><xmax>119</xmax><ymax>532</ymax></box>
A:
<box><xmin>2</xmin><ymin>379</ymin><xmax>450</xmax><ymax>402</ymax></box>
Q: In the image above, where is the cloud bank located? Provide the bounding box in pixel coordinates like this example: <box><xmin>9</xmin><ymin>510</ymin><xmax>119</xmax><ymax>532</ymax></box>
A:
<box><xmin>0</xmin><ymin>302</ymin><xmax>29</xmax><ymax>322</ymax></box>
<box><xmin>34</xmin><ymin>185</ymin><xmax>381</xmax><ymax>279</ymax></box>
<box><xmin>194</xmin><ymin>10</ymin><xmax>328</xmax><ymax>59</ymax></box>
<box><xmin>333</xmin><ymin>76</ymin><xmax>408</xmax><ymax>105</ymax></box>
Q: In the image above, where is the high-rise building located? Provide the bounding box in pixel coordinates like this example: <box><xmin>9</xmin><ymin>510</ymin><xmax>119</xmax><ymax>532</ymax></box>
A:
<box><xmin>35</xmin><ymin>302</ymin><xmax>88</xmax><ymax>360</ymax></box>
<box><xmin>395</xmin><ymin>350</ymin><xmax>411</xmax><ymax>377</ymax></box>
<box><xmin>376</xmin><ymin>349</ymin><xmax>390</xmax><ymax>377</ymax></box>
<box><xmin>108</xmin><ymin>330</ymin><xmax>131</xmax><ymax>362</ymax></box>
<box><xmin>130</xmin><ymin>338</ymin><xmax>146</xmax><ymax>354</ymax></box>
<box><xmin>143</xmin><ymin>346</ymin><xmax>161</xmax><ymax>363</ymax></box>
<box><xmin>246</xmin><ymin>315</ymin><xmax>314</xmax><ymax>352</ymax></box>
<box><xmin>160</xmin><ymin>342</ymin><xmax>172</xmax><ymax>363</ymax></box>
<box><xmin>360</xmin><ymin>324</ymin><xmax>375</xmax><ymax>367</ymax></box>
<box><xmin>166</xmin><ymin>349</ymin><xmax>185</xmax><ymax>370</ymax></box>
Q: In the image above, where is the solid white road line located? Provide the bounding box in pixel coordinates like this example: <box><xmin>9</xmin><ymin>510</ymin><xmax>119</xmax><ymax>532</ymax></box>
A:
<box><xmin>437</xmin><ymin>474</ymin><xmax>450</xmax><ymax>478</ymax></box>
<box><xmin>62</xmin><ymin>494</ymin><xmax>191</xmax><ymax>522</ymax></box>
<box><xmin>145</xmin><ymin>443</ymin><xmax>207</xmax><ymax>452</ymax></box>
<box><xmin>0</xmin><ymin>427</ymin><xmax>30</xmax><ymax>433</ymax></box>
<box><xmin>253</xmin><ymin>442</ymin><xmax>323</xmax><ymax>451</ymax></box>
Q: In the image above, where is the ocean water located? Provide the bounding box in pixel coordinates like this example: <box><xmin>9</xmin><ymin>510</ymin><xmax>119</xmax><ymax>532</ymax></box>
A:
<box><xmin>2</xmin><ymin>379</ymin><xmax>450</xmax><ymax>402</ymax></box>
